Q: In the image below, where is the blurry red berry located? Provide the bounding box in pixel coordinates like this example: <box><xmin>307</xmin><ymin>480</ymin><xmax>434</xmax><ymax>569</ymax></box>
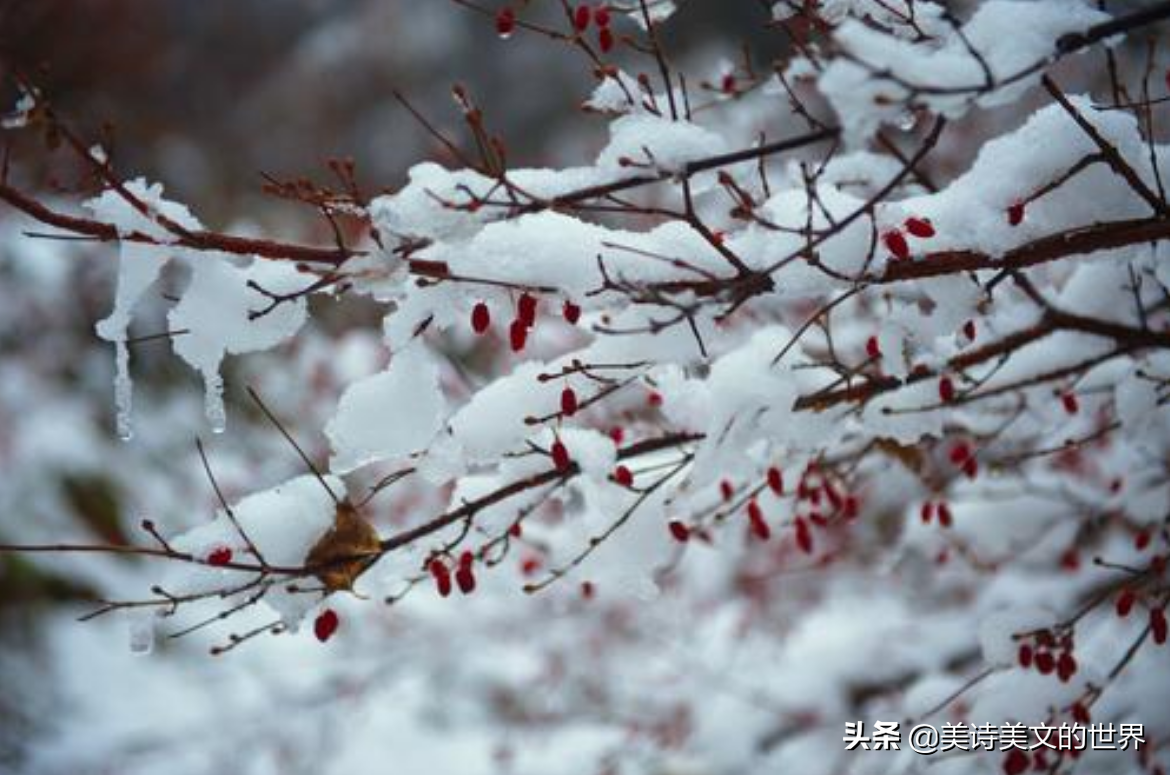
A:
<box><xmin>551</xmin><ymin>440</ymin><xmax>571</xmax><ymax>471</ymax></box>
<box><xmin>794</xmin><ymin>516</ymin><xmax>813</xmax><ymax>553</ymax></box>
<box><xmin>937</xmin><ymin>502</ymin><xmax>953</xmax><ymax>528</ymax></box>
<box><xmin>866</xmin><ymin>335</ymin><xmax>881</xmax><ymax>359</ymax></box>
<box><xmin>1061</xmin><ymin>392</ymin><xmax>1079</xmax><ymax>415</ymax></box>
<box><xmin>561</xmin><ymin>387</ymin><xmax>578</xmax><ymax>416</ymax></box>
<box><xmin>613</xmin><ymin>465</ymin><xmax>633</xmax><ymax>487</ymax></box>
<box><xmin>471</xmin><ymin>302</ymin><xmax>491</xmax><ymax>334</ymax></box>
<box><xmin>495</xmin><ymin>6</ymin><xmax>516</xmax><ymax>37</ymax></box>
<box><xmin>207</xmin><ymin>546</ymin><xmax>233</xmax><ymax>567</ymax></box>
<box><xmin>509</xmin><ymin>319</ymin><xmax>528</xmax><ymax>351</ymax></box>
<box><xmin>598</xmin><ymin>26</ymin><xmax>614</xmax><ymax>52</ymax></box>
<box><xmin>938</xmin><ymin>375</ymin><xmax>956</xmax><ymax>403</ymax></box>
<box><xmin>1116</xmin><ymin>589</ymin><xmax>1137</xmax><ymax>617</ymax></box>
<box><xmin>593</xmin><ymin>4</ymin><xmax>611</xmax><ymax>26</ymax></box>
<box><xmin>668</xmin><ymin>520</ymin><xmax>690</xmax><ymax>543</ymax></box>
<box><xmin>313</xmin><ymin>609</ymin><xmax>340</xmax><ymax>643</ymax></box>
<box><xmin>767</xmin><ymin>466</ymin><xmax>784</xmax><ymax>495</ymax></box>
<box><xmin>904</xmin><ymin>217</ymin><xmax>935</xmax><ymax>238</ymax></box>
<box><xmin>573</xmin><ymin>4</ymin><xmax>591</xmax><ymax>31</ymax></box>
<box><xmin>455</xmin><ymin>565</ymin><xmax>477</xmax><ymax>594</ymax></box>
<box><xmin>1007</xmin><ymin>201</ymin><xmax>1025</xmax><ymax>226</ymax></box>
<box><xmin>883</xmin><ymin>230</ymin><xmax>910</xmax><ymax>260</ymax></box>
<box><xmin>517</xmin><ymin>293</ymin><xmax>537</xmax><ymax>326</ymax></box>
<box><xmin>562</xmin><ymin>300</ymin><xmax>582</xmax><ymax>324</ymax></box>
<box><xmin>1018</xmin><ymin>643</ymin><xmax>1034</xmax><ymax>668</ymax></box>
<box><xmin>1003</xmin><ymin>749</ymin><xmax>1029</xmax><ymax>775</ymax></box>
<box><xmin>1152</xmin><ymin>609</ymin><xmax>1168</xmax><ymax>645</ymax></box>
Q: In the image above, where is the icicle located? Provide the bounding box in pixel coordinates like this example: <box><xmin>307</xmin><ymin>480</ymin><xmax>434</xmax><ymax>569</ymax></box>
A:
<box><xmin>203</xmin><ymin>367</ymin><xmax>227</xmax><ymax>434</ymax></box>
<box><xmin>113</xmin><ymin>339</ymin><xmax>134</xmax><ymax>441</ymax></box>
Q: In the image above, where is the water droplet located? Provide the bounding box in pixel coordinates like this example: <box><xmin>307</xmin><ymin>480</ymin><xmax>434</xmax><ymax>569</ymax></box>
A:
<box><xmin>897</xmin><ymin>110</ymin><xmax>918</xmax><ymax>132</ymax></box>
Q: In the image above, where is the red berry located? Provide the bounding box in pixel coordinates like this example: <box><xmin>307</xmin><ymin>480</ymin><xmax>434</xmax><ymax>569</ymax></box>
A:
<box><xmin>430</xmin><ymin>559</ymin><xmax>453</xmax><ymax>597</ymax></box>
<box><xmin>573</xmin><ymin>4</ymin><xmax>591</xmax><ymax>31</ymax></box>
<box><xmin>207</xmin><ymin>546</ymin><xmax>233</xmax><ymax>567</ymax></box>
<box><xmin>750</xmin><ymin>511</ymin><xmax>772</xmax><ymax>541</ymax></box>
<box><xmin>883</xmin><ymin>230</ymin><xmax>910</xmax><ymax>260</ymax></box>
<box><xmin>1135</xmin><ymin>530</ymin><xmax>1151</xmax><ymax>551</ymax></box>
<box><xmin>459</xmin><ymin>550</ymin><xmax>474</xmax><ymax>570</ymax></box>
<box><xmin>865</xmin><ymin>335</ymin><xmax>881</xmax><ymax>360</ymax></box>
<box><xmin>471</xmin><ymin>302</ymin><xmax>491</xmax><ymax>334</ymax></box>
<box><xmin>962</xmin><ymin>458</ymin><xmax>978</xmax><ymax>480</ymax></box>
<box><xmin>593</xmin><ymin>4</ymin><xmax>611</xmax><ymax>26</ymax></box>
<box><xmin>1153</xmin><ymin>609</ymin><xmax>1168</xmax><ymax>645</ymax></box>
<box><xmin>598</xmin><ymin>26</ymin><xmax>614</xmax><ymax>52</ymax></box>
<box><xmin>1007</xmin><ymin>201</ymin><xmax>1025</xmax><ymax>226</ymax></box>
<box><xmin>1060</xmin><ymin>392</ymin><xmax>1079</xmax><ymax>415</ymax></box>
<box><xmin>495</xmin><ymin>6</ymin><xmax>516</xmax><ymax>37</ymax></box>
<box><xmin>767</xmin><ymin>467</ymin><xmax>784</xmax><ymax>495</ymax></box>
<box><xmin>962</xmin><ymin>319</ymin><xmax>976</xmax><ymax>342</ymax></box>
<box><xmin>509</xmin><ymin>522</ymin><xmax>523</xmax><ymax>538</ymax></box>
<box><xmin>920</xmin><ymin>501</ymin><xmax>934</xmax><ymax>524</ymax></box>
<box><xmin>609</xmin><ymin>426</ymin><xmax>625</xmax><ymax>445</ymax></box>
<box><xmin>647</xmin><ymin>390</ymin><xmax>663</xmax><ymax>408</ymax></box>
<box><xmin>937</xmin><ymin>502</ymin><xmax>953</xmax><ymax>528</ymax></box>
<box><xmin>509</xmin><ymin>318</ymin><xmax>528</xmax><ymax>351</ymax></box>
<box><xmin>551</xmin><ymin>440</ymin><xmax>571</xmax><ymax>471</ymax></box>
<box><xmin>562</xmin><ymin>300</ymin><xmax>582</xmax><ymax>324</ymax></box>
<box><xmin>668</xmin><ymin>520</ymin><xmax>690</xmax><ymax>543</ymax></box>
<box><xmin>720</xmin><ymin>73</ymin><xmax>737</xmax><ymax>94</ymax></box>
<box><xmin>843</xmin><ymin>495</ymin><xmax>860</xmax><ymax>519</ymax></box>
<box><xmin>1116</xmin><ymin>589</ymin><xmax>1137</xmax><ymax>617</ymax></box>
<box><xmin>1035</xmin><ymin>651</ymin><xmax>1055</xmax><ymax>674</ymax></box>
<box><xmin>949</xmin><ymin>441</ymin><xmax>971</xmax><ymax>465</ymax></box>
<box><xmin>1018</xmin><ymin>643</ymin><xmax>1034</xmax><ymax>668</ymax></box>
<box><xmin>1004</xmin><ymin>748</ymin><xmax>1029</xmax><ymax>775</ymax></box>
<box><xmin>720</xmin><ymin>479</ymin><xmax>734</xmax><ymax>502</ymax></box>
<box><xmin>938</xmin><ymin>375</ymin><xmax>956</xmax><ymax>403</ymax></box>
<box><xmin>520</xmin><ymin>555</ymin><xmax>541</xmax><ymax>576</ymax></box>
<box><xmin>1071</xmin><ymin>702</ymin><xmax>1091</xmax><ymax>725</ymax></box>
<box><xmin>581</xmin><ymin>580</ymin><xmax>595</xmax><ymax>599</ymax></box>
<box><xmin>455</xmin><ymin>564</ymin><xmax>476</xmax><ymax>594</ymax></box>
<box><xmin>313</xmin><ymin>609</ymin><xmax>340</xmax><ymax>643</ymax></box>
<box><xmin>517</xmin><ymin>293</ymin><xmax>537</xmax><ymax>327</ymax></box>
<box><xmin>613</xmin><ymin>465</ymin><xmax>633</xmax><ymax>487</ymax></box>
<box><xmin>904</xmin><ymin>217</ymin><xmax>935</xmax><ymax>238</ymax></box>
<box><xmin>561</xmin><ymin>386</ymin><xmax>578</xmax><ymax>416</ymax></box>
<box><xmin>794</xmin><ymin>516</ymin><xmax>813</xmax><ymax>553</ymax></box>
<box><xmin>1056</xmin><ymin>651</ymin><xmax>1077</xmax><ymax>682</ymax></box>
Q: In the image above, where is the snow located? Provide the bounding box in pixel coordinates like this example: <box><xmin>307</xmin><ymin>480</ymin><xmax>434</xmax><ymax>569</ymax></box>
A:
<box><xmin>168</xmin><ymin>255</ymin><xmax>309</xmax><ymax>431</ymax></box>
<box><xmin>326</xmin><ymin>343</ymin><xmax>447</xmax><ymax>473</ymax></box>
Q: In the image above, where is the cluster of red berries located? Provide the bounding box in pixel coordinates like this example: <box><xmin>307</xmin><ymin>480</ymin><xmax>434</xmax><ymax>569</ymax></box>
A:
<box><xmin>920</xmin><ymin>499</ymin><xmax>953</xmax><ymax>528</ymax></box>
<box><xmin>883</xmin><ymin>216</ymin><xmax>934</xmax><ymax>260</ymax></box>
<box><xmin>948</xmin><ymin>440</ymin><xmax>979</xmax><ymax>480</ymax></box>
<box><xmin>429</xmin><ymin>551</ymin><xmax>478</xmax><ymax>597</ymax></box>
<box><xmin>1003</xmin><ymin>737</ymin><xmax>1089</xmax><ymax>775</ymax></box>
<box><xmin>571</xmin><ymin>4</ymin><xmax>615</xmax><ymax>52</ymax></box>
<box><xmin>1116</xmin><ymin>588</ymin><xmax>1168</xmax><ymax>645</ymax></box>
<box><xmin>470</xmin><ymin>295</ymin><xmax>582</xmax><ymax>351</ymax></box>
<box><xmin>1016</xmin><ymin>630</ymin><xmax>1078</xmax><ymax>683</ymax></box>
